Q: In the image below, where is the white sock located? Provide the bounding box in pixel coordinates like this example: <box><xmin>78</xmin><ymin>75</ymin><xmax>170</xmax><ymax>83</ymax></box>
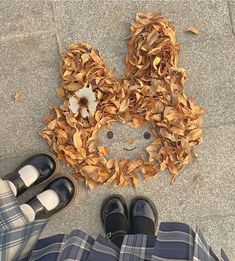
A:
<box><xmin>8</xmin><ymin>181</ymin><xmax>17</xmax><ymax>196</ymax></box>
<box><xmin>37</xmin><ymin>189</ymin><xmax>60</xmax><ymax>211</ymax></box>
<box><xmin>18</xmin><ymin>165</ymin><xmax>40</xmax><ymax>187</ymax></box>
<box><xmin>20</xmin><ymin>204</ymin><xmax>36</xmax><ymax>222</ymax></box>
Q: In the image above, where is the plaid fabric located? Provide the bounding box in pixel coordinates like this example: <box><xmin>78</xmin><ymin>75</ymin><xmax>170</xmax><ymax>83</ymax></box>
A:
<box><xmin>26</xmin><ymin>230</ymin><xmax>95</xmax><ymax>261</ymax></box>
<box><xmin>0</xmin><ymin>180</ymin><xmax>47</xmax><ymax>261</ymax></box>
<box><xmin>151</xmin><ymin>222</ymin><xmax>195</xmax><ymax>260</ymax></box>
<box><xmin>119</xmin><ymin>235</ymin><xmax>156</xmax><ymax>261</ymax></box>
<box><xmin>0</xmin><ymin>179</ymin><xmax>230</xmax><ymax>261</ymax></box>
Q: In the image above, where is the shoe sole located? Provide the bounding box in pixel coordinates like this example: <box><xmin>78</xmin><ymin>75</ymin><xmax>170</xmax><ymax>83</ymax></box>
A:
<box><xmin>100</xmin><ymin>194</ymin><xmax>128</xmax><ymax>230</ymax></box>
<box><xmin>130</xmin><ymin>196</ymin><xmax>158</xmax><ymax>229</ymax></box>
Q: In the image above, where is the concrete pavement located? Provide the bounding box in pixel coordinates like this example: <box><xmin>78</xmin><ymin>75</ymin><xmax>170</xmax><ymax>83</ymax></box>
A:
<box><xmin>0</xmin><ymin>0</ymin><xmax>234</xmax><ymax>258</ymax></box>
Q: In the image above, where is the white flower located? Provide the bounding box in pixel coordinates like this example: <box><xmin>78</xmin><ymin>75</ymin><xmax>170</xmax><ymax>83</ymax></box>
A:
<box><xmin>69</xmin><ymin>86</ymin><xmax>98</xmax><ymax>118</ymax></box>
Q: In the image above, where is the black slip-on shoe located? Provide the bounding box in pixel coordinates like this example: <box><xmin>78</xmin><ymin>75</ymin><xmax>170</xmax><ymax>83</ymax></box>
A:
<box><xmin>26</xmin><ymin>176</ymin><xmax>77</xmax><ymax>219</ymax></box>
<box><xmin>101</xmin><ymin>195</ymin><xmax>129</xmax><ymax>240</ymax></box>
<box><xmin>130</xmin><ymin>196</ymin><xmax>158</xmax><ymax>235</ymax></box>
<box><xmin>3</xmin><ymin>153</ymin><xmax>59</xmax><ymax>196</ymax></box>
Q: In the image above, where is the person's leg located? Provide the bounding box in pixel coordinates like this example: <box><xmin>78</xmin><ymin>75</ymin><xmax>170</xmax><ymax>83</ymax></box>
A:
<box><xmin>112</xmin><ymin>197</ymin><xmax>157</xmax><ymax>260</ymax></box>
<box><xmin>3</xmin><ymin>153</ymin><xmax>58</xmax><ymax>197</ymax></box>
<box><xmin>22</xmin><ymin>177</ymin><xmax>76</xmax><ymax>260</ymax></box>
<box><xmin>0</xmin><ymin>176</ymin><xmax>77</xmax><ymax>261</ymax></box>
<box><xmin>105</xmin><ymin>213</ymin><xmax>127</xmax><ymax>248</ymax></box>
<box><xmin>100</xmin><ymin>195</ymin><xmax>129</xmax><ymax>248</ymax></box>
<box><xmin>20</xmin><ymin>203</ymin><xmax>36</xmax><ymax>222</ymax></box>
<box><xmin>0</xmin><ymin>179</ymin><xmax>47</xmax><ymax>261</ymax></box>
<box><xmin>20</xmin><ymin>188</ymin><xmax>60</xmax><ymax>222</ymax></box>
<box><xmin>25</xmin><ymin>176</ymin><xmax>76</xmax><ymax>219</ymax></box>
<box><xmin>0</xmin><ymin>154</ymin><xmax>76</xmax><ymax>260</ymax></box>
<box><xmin>0</xmin><ymin>179</ymin><xmax>28</xmax><ymax>229</ymax></box>
<box><xmin>130</xmin><ymin>196</ymin><xmax>158</xmax><ymax>235</ymax></box>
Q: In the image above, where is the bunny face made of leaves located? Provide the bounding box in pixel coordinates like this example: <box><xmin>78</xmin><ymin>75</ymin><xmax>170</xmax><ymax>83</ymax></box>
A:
<box><xmin>41</xmin><ymin>13</ymin><xmax>205</xmax><ymax>190</ymax></box>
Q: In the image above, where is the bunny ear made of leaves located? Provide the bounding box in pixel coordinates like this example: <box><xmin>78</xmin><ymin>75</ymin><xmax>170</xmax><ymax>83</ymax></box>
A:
<box><xmin>125</xmin><ymin>12</ymin><xmax>185</xmax><ymax>88</ymax></box>
<box><xmin>57</xmin><ymin>43</ymin><xmax>116</xmax><ymax>102</ymax></box>
<box><xmin>40</xmin><ymin>43</ymin><xmax>118</xmax><ymax>167</ymax></box>
<box><xmin>123</xmin><ymin>13</ymin><xmax>206</xmax><ymax>180</ymax></box>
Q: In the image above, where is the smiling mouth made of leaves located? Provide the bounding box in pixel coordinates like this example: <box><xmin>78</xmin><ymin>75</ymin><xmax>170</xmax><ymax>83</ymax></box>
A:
<box><xmin>123</xmin><ymin>147</ymin><xmax>137</xmax><ymax>151</ymax></box>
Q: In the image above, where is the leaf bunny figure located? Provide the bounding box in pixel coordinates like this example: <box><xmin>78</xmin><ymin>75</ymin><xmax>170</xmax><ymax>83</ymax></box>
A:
<box><xmin>41</xmin><ymin>13</ymin><xmax>205</xmax><ymax>190</ymax></box>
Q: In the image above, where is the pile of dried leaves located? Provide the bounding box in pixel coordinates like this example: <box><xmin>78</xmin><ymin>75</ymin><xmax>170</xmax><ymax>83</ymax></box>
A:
<box><xmin>41</xmin><ymin>13</ymin><xmax>205</xmax><ymax>190</ymax></box>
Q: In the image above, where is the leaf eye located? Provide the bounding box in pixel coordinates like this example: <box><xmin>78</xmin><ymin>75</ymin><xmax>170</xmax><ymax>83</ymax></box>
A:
<box><xmin>144</xmin><ymin>131</ymin><xmax>151</xmax><ymax>139</ymax></box>
<box><xmin>107</xmin><ymin>131</ymin><xmax>114</xmax><ymax>139</ymax></box>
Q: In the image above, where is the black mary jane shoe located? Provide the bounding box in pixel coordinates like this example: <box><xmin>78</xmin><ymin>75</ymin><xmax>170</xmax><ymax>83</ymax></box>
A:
<box><xmin>26</xmin><ymin>176</ymin><xmax>77</xmax><ymax>219</ymax></box>
<box><xmin>130</xmin><ymin>196</ymin><xmax>158</xmax><ymax>235</ymax></box>
<box><xmin>101</xmin><ymin>195</ymin><xmax>129</xmax><ymax>240</ymax></box>
<box><xmin>3</xmin><ymin>153</ymin><xmax>58</xmax><ymax>196</ymax></box>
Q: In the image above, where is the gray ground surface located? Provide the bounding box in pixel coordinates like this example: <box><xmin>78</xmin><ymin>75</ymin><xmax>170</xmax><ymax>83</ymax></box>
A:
<box><xmin>0</xmin><ymin>0</ymin><xmax>234</xmax><ymax>259</ymax></box>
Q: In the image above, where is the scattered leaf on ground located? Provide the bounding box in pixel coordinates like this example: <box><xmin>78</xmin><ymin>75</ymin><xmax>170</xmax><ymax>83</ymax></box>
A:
<box><xmin>13</xmin><ymin>91</ymin><xmax>21</xmax><ymax>103</ymax></box>
<box><xmin>186</xmin><ymin>27</ymin><xmax>199</xmax><ymax>35</ymax></box>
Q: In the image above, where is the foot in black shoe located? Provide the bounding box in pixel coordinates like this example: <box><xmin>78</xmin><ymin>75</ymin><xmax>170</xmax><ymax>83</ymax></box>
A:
<box><xmin>130</xmin><ymin>197</ymin><xmax>158</xmax><ymax>235</ymax></box>
<box><xmin>25</xmin><ymin>176</ymin><xmax>76</xmax><ymax>219</ymax></box>
<box><xmin>101</xmin><ymin>195</ymin><xmax>128</xmax><ymax>248</ymax></box>
<box><xmin>3</xmin><ymin>153</ymin><xmax>58</xmax><ymax>196</ymax></box>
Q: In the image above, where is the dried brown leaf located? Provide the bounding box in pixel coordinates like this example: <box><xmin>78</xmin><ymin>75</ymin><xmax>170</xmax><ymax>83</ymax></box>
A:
<box><xmin>153</xmin><ymin>56</ymin><xmax>161</xmax><ymax>70</ymax></box>
<box><xmin>13</xmin><ymin>91</ymin><xmax>21</xmax><ymax>103</ymax></box>
<box><xmin>43</xmin><ymin>115</ymin><xmax>55</xmax><ymax>125</ymax></box>
<box><xmin>86</xmin><ymin>180</ymin><xmax>95</xmax><ymax>190</ymax></box>
<box><xmin>65</xmin><ymin>82</ymin><xmax>80</xmax><ymax>91</ymax></box>
<box><xmin>186</xmin><ymin>27</ymin><xmax>199</xmax><ymax>35</ymax></box>
<box><xmin>119</xmin><ymin>99</ymin><xmax>129</xmax><ymax>112</ymax></box>
<box><xmin>132</xmin><ymin>176</ymin><xmax>139</xmax><ymax>188</ymax></box>
<box><xmin>73</xmin><ymin>129</ymin><xmax>82</xmax><ymax>150</ymax></box>
<box><xmin>97</xmin><ymin>146</ymin><xmax>109</xmax><ymax>155</ymax></box>
<box><xmin>186</xmin><ymin>128</ymin><xmax>202</xmax><ymax>141</ymax></box>
<box><xmin>56</xmin><ymin>87</ymin><xmax>65</xmax><ymax>97</ymax></box>
<box><xmin>47</xmin><ymin>119</ymin><xmax>57</xmax><ymax>130</ymax></box>
<box><xmin>106</xmin><ymin>159</ymin><xmax>114</xmax><ymax>169</ymax></box>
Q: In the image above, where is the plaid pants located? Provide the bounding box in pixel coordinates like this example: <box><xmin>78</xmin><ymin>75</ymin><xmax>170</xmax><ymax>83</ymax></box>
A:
<box><xmin>0</xmin><ymin>179</ymin><xmax>229</xmax><ymax>261</ymax></box>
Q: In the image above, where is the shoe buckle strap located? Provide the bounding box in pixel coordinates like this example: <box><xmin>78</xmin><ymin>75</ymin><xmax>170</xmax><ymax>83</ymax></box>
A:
<box><xmin>106</xmin><ymin>232</ymin><xmax>112</xmax><ymax>239</ymax></box>
<box><xmin>106</xmin><ymin>230</ymin><xmax>126</xmax><ymax>239</ymax></box>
